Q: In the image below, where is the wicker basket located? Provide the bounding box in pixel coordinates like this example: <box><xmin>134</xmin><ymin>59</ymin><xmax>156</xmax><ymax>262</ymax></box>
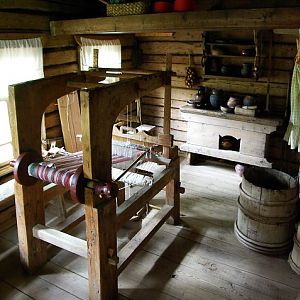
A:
<box><xmin>100</xmin><ymin>0</ymin><xmax>149</xmax><ymax>17</ymax></box>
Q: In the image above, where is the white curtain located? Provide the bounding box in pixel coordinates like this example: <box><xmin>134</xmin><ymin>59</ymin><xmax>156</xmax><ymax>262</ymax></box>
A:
<box><xmin>0</xmin><ymin>37</ymin><xmax>44</xmax><ymax>164</ymax></box>
<box><xmin>80</xmin><ymin>37</ymin><xmax>121</xmax><ymax>71</ymax></box>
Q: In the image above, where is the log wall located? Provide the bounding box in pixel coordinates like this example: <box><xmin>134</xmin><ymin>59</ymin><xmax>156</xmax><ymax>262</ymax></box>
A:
<box><xmin>0</xmin><ymin>1</ymin><xmax>104</xmax><ymax>146</ymax></box>
<box><xmin>136</xmin><ymin>30</ymin><xmax>299</xmax><ymax>174</ymax></box>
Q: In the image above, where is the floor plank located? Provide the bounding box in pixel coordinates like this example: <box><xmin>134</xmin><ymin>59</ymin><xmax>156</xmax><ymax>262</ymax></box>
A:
<box><xmin>0</xmin><ymin>160</ymin><xmax>300</xmax><ymax>299</ymax></box>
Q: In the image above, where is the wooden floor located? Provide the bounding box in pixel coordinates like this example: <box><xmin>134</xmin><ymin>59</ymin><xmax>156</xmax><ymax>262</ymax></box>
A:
<box><xmin>1</xmin><ymin>160</ymin><xmax>300</xmax><ymax>300</ymax></box>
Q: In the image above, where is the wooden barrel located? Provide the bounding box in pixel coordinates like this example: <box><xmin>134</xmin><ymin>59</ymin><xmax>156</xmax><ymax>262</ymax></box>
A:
<box><xmin>289</xmin><ymin>225</ymin><xmax>300</xmax><ymax>275</ymax></box>
<box><xmin>234</xmin><ymin>167</ymin><xmax>298</xmax><ymax>255</ymax></box>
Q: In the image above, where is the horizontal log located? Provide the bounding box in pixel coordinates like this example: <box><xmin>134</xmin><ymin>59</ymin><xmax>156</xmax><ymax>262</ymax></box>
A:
<box><xmin>142</xmin><ymin>97</ymin><xmax>186</xmax><ymax>109</ymax></box>
<box><xmin>142</xmin><ymin>104</ymin><xmax>182</xmax><ymax>121</ymax></box>
<box><xmin>143</xmin><ymin>115</ymin><xmax>187</xmax><ymax>132</ymax></box>
<box><xmin>44</xmin><ymin>35</ymin><xmax>76</xmax><ymax>48</ymax></box>
<box><xmin>273</xmin><ymin>33</ymin><xmax>298</xmax><ymax>44</ymax></box>
<box><xmin>46</xmin><ymin>126</ymin><xmax>62</xmax><ymax>139</ymax></box>
<box><xmin>45</xmin><ymin>102</ymin><xmax>58</xmax><ymax>114</ymax></box>
<box><xmin>44</xmin><ymin>63</ymin><xmax>79</xmax><ymax>77</ymax></box>
<box><xmin>122</xmin><ymin>48</ymin><xmax>133</xmax><ymax>61</ymax></box>
<box><xmin>51</xmin><ymin>8</ymin><xmax>300</xmax><ymax>36</ymax></box>
<box><xmin>0</xmin><ymin>0</ymin><xmax>101</xmax><ymax>16</ymax></box>
<box><xmin>43</xmin><ymin>49</ymin><xmax>77</xmax><ymax>67</ymax></box>
<box><xmin>136</xmin><ymin>30</ymin><xmax>203</xmax><ymax>42</ymax></box>
<box><xmin>155</xmin><ymin>126</ymin><xmax>187</xmax><ymax>142</ymax></box>
<box><xmin>143</xmin><ymin>54</ymin><xmax>202</xmax><ymax>65</ymax></box>
<box><xmin>273</xmin><ymin>43</ymin><xmax>297</xmax><ymax>58</ymax></box>
<box><xmin>0</xmin><ymin>12</ymin><xmax>49</xmax><ymax>31</ymax></box>
<box><xmin>45</xmin><ymin>111</ymin><xmax>61</xmax><ymax>129</ymax></box>
<box><xmin>122</xmin><ymin>60</ymin><xmax>134</xmax><ymax>69</ymax></box>
<box><xmin>141</xmin><ymin>62</ymin><xmax>202</xmax><ymax>77</ymax></box>
<box><xmin>140</xmin><ymin>41</ymin><xmax>202</xmax><ymax>55</ymax></box>
<box><xmin>271</xmin><ymin>58</ymin><xmax>294</xmax><ymax>71</ymax></box>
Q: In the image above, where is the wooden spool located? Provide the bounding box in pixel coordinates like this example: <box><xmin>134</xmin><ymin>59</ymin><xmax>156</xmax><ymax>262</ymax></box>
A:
<box><xmin>234</xmin><ymin>167</ymin><xmax>298</xmax><ymax>255</ymax></box>
<box><xmin>289</xmin><ymin>225</ymin><xmax>300</xmax><ymax>275</ymax></box>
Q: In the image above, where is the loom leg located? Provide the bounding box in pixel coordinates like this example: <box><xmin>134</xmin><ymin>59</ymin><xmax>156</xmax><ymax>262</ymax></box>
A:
<box><xmin>116</xmin><ymin>181</ymin><xmax>125</xmax><ymax>206</ymax></box>
<box><xmin>166</xmin><ymin>156</ymin><xmax>181</xmax><ymax>225</ymax></box>
<box><xmin>85</xmin><ymin>188</ymin><xmax>118</xmax><ymax>300</ymax></box>
<box><xmin>15</xmin><ymin>182</ymin><xmax>47</xmax><ymax>273</ymax></box>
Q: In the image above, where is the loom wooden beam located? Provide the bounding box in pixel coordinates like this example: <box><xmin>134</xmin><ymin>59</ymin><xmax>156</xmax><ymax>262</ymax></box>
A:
<box><xmin>33</xmin><ymin>224</ymin><xmax>88</xmax><ymax>258</ymax></box>
<box><xmin>9</xmin><ymin>73</ymin><xmax>84</xmax><ymax>155</ymax></box>
<box><xmin>50</xmin><ymin>8</ymin><xmax>300</xmax><ymax>36</ymax></box>
<box><xmin>85</xmin><ymin>188</ymin><xmax>118</xmax><ymax>300</ymax></box>
<box><xmin>80</xmin><ymin>72</ymin><xmax>164</xmax><ymax>180</ymax></box>
<box><xmin>8</xmin><ymin>73</ymin><xmax>84</xmax><ymax>274</ymax></box>
<box><xmin>165</xmin><ymin>152</ymin><xmax>181</xmax><ymax>225</ymax></box>
<box><xmin>116</xmin><ymin>167</ymin><xmax>176</xmax><ymax>229</ymax></box>
<box><xmin>118</xmin><ymin>204</ymin><xmax>173</xmax><ymax>274</ymax></box>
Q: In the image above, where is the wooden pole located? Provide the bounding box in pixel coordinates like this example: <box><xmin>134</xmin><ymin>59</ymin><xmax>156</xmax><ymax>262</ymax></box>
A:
<box><xmin>85</xmin><ymin>189</ymin><xmax>118</xmax><ymax>300</ymax></box>
<box><xmin>163</xmin><ymin>53</ymin><xmax>172</xmax><ymax>158</ymax></box>
<box><xmin>163</xmin><ymin>53</ymin><xmax>172</xmax><ymax>136</ymax></box>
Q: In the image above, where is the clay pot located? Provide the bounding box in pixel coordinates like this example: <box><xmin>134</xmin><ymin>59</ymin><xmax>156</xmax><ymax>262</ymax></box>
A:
<box><xmin>220</xmin><ymin>65</ymin><xmax>231</xmax><ymax>76</ymax></box>
<box><xmin>241</xmin><ymin>63</ymin><xmax>252</xmax><ymax>77</ymax></box>
<box><xmin>209</xmin><ymin>89</ymin><xmax>223</xmax><ymax>109</ymax></box>
<box><xmin>235</xmin><ymin>164</ymin><xmax>245</xmax><ymax>177</ymax></box>
<box><xmin>174</xmin><ymin>0</ymin><xmax>196</xmax><ymax>12</ymax></box>
<box><xmin>227</xmin><ymin>96</ymin><xmax>240</xmax><ymax>108</ymax></box>
<box><xmin>220</xmin><ymin>137</ymin><xmax>234</xmax><ymax>150</ymax></box>
<box><xmin>243</xmin><ymin>95</ymin><xmax>256</xmax><ymax>107</ymax></box>
<box><xmin>153</xmin><ymin>1</ymin><xmax>173</xmax><ymax>13</ymax></box>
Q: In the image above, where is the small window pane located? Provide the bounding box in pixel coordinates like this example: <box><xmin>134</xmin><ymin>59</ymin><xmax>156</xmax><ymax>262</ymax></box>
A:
<box><xmin>0</xmin><ymin>143</ymin><xmax>13</xmax><ymax>163</ymax></box>
<box><xmin>0</xmin><ymin>101</ymin><xmax>11</xmax><ymax>145</ymax></box>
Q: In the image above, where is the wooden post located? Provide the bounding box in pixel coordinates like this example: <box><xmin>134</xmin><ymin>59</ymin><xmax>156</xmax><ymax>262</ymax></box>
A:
<box><xmin>165</xmin><ymin>147</ymin><xmax>181</xmax><ymax>225</ymax></box>
<box><xmin>163</xmin><ymin>53</ymin><xmax>172</xmax><ymax>136</ymax></box>
<box><xmin>85</xmin><ymin>188</ymin><xmax>118</xmax><ymax>300</ymax></box>
<box><xmin>163</xmin><ymin>53</ymin><xmax>172</xmax><ymax>158</ymax></box>
<box><xmin>8</xmin><ymin>74</ymin><xmax>82</xmax><ymax>273</ymax></box>
<box><xmin>81</xmin><ymin>89</ymin><xmax>118</xmax><ymax>299</ymax></box>
<box><xmin>15</xmin><ymin>182</ymin><xmax>47</xmax><ymax>273</ymax></box>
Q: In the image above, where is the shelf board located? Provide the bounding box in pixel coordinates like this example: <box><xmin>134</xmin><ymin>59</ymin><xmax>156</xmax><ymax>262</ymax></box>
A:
<box><xmin>203</xmin><ymin>74</ymin><xmax>257</xmax><ymax>82</ymax></box>
<box><xmin>50</xmin><ymin>7</ymin><xmax>300</xmax><ymax>35</ymax></box>
<box><xmin>206</xmin><ymin>42</ymin><xmax>254</xmax><ymax>47</ymax></box>
<box><xmin>180</xmin><ymin>105</ymin><xmax>283</xmax><ymax>127</ymax></box>
<box><xmin>207</xmin><ymin>54</ymin><xmax>255</xmax><ymax>60</ymax></box>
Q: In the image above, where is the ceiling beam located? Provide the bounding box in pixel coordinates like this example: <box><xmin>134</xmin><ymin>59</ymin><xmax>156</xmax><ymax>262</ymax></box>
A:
<box><xmin>50</xmin><ymin>7</ymin><xmax>300</xmax><ymax>36</ymax></box>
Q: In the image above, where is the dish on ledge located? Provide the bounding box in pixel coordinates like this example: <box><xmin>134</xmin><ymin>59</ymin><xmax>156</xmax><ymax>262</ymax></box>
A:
<box><xmin>220</xmin><ymin>106</ymin><xmax>234</xmax><ymax>113</ymax></box>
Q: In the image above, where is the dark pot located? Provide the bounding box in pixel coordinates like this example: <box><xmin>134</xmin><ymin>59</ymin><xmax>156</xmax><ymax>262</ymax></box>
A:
<box><xmin>210</xmin><ymin>89</ymin><xmax>223</xmax><ymax>109</ymax></box>
<box><xmin>220</xmin><ymin>65</ymin><xmax>231</xmax><ymax>76</ymax></box>
<box><xmin>241</xmin><ymin>63</ymin><xmax>252</xmax><ymax>77</ymax></box>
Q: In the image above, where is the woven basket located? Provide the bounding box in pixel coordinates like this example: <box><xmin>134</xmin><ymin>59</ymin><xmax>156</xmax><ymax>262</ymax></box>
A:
<box><xmin>105</xmin><ymin>1</ymin><xmax>149</xmax><ymax>16</ymax></box>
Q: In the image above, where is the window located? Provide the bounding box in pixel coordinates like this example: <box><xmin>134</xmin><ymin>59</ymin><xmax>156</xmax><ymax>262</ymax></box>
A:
<box><xmin>79</xmin><ymin>37</ymin><xmax>121</xmax><ymax>71</ymax></box>
<box><xmin>0</xmin><ymin>38</ymin><xmax>44</xmax><ymax>167</ymax></box>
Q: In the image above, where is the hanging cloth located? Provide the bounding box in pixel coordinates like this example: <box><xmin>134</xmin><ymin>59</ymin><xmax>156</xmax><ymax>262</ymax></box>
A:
<box><xmin>79</xmin><ymin>37</ymin><xmax>121</xmax><ymax>70</ymax></box>
<box><xmin>284</xmin><ymin>37</ymin><xmax>300</xmax><ymax>150</ymax></box>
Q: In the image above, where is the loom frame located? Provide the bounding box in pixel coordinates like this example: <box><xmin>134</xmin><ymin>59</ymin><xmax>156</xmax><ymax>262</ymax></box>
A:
<box><xmin>8</xmin><ymin>61</ymin><xmax>181</xmax><ymax>299</ymax></box>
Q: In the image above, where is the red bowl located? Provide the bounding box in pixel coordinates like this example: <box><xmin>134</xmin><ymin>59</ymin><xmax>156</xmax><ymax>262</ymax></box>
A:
<box><xmin>174</xmin><ymin>0</ymin><xmax>196</xmax><ymax>12</ymax></box>
<box><xmin>153</xmin><ymin>1</ymin><xmax>173</xmax><ymax>13</ymax></box>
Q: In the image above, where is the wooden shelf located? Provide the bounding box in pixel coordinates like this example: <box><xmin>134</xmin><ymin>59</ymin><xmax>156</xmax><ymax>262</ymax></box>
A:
<box><xmin>207</xmin><ymin>54</ymin><xmax>255</xmax><ymax>59</ymax></box>
<box><xmin>50</xmin><ymin>7</ymin><xmax>300</xmax><ymax>35</ymax></box>
<box><xmin>203</xmin><ymin>74</ymin><xmax>257</xmax><ymax>81</ymax></box>
<box><xmin>206</xmin><ymin>42</ymin><xmax>254</xmax><ymax>47</ymax></box>
<box><xmin>180</xmin><ymin>105</ymin><xmax>283</xmax><ymax>128</ymax></box>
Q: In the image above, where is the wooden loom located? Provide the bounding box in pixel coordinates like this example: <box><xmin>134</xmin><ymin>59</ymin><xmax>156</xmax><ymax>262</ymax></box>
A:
<box><xmin>8</xmin><ymin>58</ymin><xmax>182</xmax><ymax>299</ymax></box>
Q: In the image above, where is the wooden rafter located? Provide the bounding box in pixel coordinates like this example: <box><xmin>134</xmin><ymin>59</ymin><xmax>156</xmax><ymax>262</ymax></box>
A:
<box><xmin>51</xmin><ymin>8</ymin><xmax>300</xmax><ymax>36</ymax></box>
